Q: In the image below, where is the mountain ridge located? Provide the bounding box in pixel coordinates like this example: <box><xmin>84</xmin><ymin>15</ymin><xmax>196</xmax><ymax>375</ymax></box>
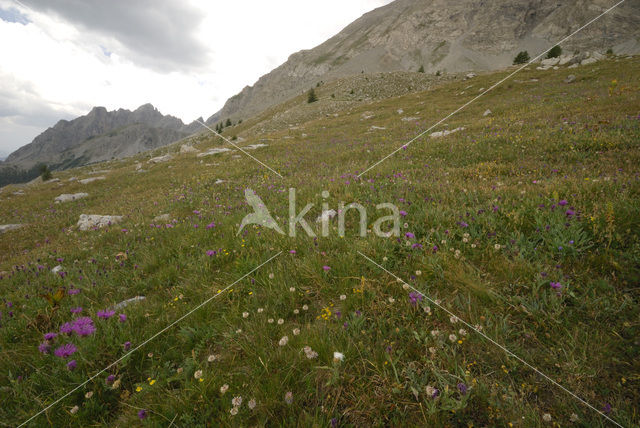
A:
<box><xmin>206</xmin><ymin>0</ymin><xmax>640</xmax><ymax>125</ymax></box>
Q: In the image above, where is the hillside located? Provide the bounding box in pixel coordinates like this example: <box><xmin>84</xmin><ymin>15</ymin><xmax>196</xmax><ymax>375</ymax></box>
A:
<box><xmin>206</xmin><ymin>0</ymin><xmax>640</xmax><ymax>126</ymax></box>
<box><xmin>0</xmin><ymin>56</ymin><xmax>639</xmax><ymax>426</ymax></box>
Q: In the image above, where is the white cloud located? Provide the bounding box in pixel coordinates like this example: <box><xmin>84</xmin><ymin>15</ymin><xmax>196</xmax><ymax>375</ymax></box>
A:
<box><xmin>0</xmin><ymin>0</ymin><xmax>393</xmax><ymax>153</ymax></box>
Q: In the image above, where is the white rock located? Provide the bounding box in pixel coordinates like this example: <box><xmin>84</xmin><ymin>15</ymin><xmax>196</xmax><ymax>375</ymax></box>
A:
<box><xmin>180</xmin><ymin>144</ymin><xmax>199</xmax><ymax>154</ymax></box>
<box><xmin>536</xmin><ymin>66</ymin><xmax>551</xmax><ymax>71</ymax></box>
<box><xmin>430</xmin><ymin>127</ymin><xmax>465</xmax><ymax>138</ymax></box>
<box><xmin>568</xmin><ymin>63</ymin><xmax>579</xmax><ymax>69</ymax></box>
<box><xmin>558</xmin><ymin>54</ymin><xmax>575</xmax><ymax>65</ymax></box>
<box><xmin>77</xmin><ymin>214</ymin><xmax>123</xmax><ymax>231</ymax></box>
<box><xmin>79</xmin><ymin>177</ymin><xmax>105</xmax><ymax>184</ymax></box>
<box><xmin>113</xmin><ymin>296</ymin><xmax>146</xmax><ymax>310</ymax></box>
<box><xmin>401</xmin><ymin>116</ymin><xmax>420</xmax><ymax>122</ymax></box>
<box><xmin>153</xmin><ymin>214</ymin><xmax>171</xmax><ymax>223</ymax></box>
<box><xmin>564</xmin><ymin>74</ymin><xmax>576</xmax><ymax>84</ymax></box>
<box><xmin>483</xmin><ymin>109</ymin><xmax>492</xmax><ymax>117</ymax></box>
<box><xmin>590</xmin><ymin>51</ymin><xmax>605</xmax><ymax>61</ymax></box>
<box><xmin>396</xmin><ymin>109</ymin><xmax>404</xmax><ymax>114</ymax></box>
<box><xmin>51</xmin><ymin>265</ymin><xmax>63</xmax><ymax>274</ymax></box>
<box><xmin>369</xmin><ymin>126</ymin><xmax>386</xmax><ymax>131</ymax></box>
<box><xmin>361</xmin><ymin>111</ymin><xmax>375</xmax><ymax>120</ymax></box>
<box><xmin>197</xmin><ymin>148</ymin><xmax>231</xmax><ymax>158</ymax></box>
<box><xmin>465</xmin><ymin>72</ymin><xmax>477</xmax><ymax>79</ymax></box>
<box><xmin>316</xmin><ymin>209</ymin><xmax>337</xmax><ymax>223</ymax></box>
<box><xmin>541</xmin><ymin>57</ymin><xmax>560</xmax><ymax>66</ymax></box>
<box><xmin>581</xmin><ymin>57</ymin><xmax>597</xmax><ymax>66</ymax></box>
<box><xmin>55</xmin><ymin>193</ymin><xmax>89</xmax><ymax>203</ymax></box>
<box><xmin>0</xmin><ymin>224</ymin><xmax>22</xmax><ymax>233</ymax></box>
<box><xmin>244</xmin><ymin>143</ymin><xmax>268</xmax><ymax>150</ymax></box>
<box><xmin>215</xmin><ymin>179</ymin><xmax>225</xmax><ymax>184</ymax></box>
<box><xmin>148</xmin><ymin>154</ymin><xmax>172</xmax><ymax>164</ymax></box>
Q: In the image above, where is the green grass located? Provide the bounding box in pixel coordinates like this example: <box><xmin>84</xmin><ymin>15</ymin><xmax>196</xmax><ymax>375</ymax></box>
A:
<box><xmin>0</xmin><ymin>56</ymin><xmax>639</xmax><ymax>427</ymax></box>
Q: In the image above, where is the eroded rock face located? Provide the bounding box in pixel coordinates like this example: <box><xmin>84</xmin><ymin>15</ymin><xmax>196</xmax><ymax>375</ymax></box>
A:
<box><xmin>197</xmin><ymin>148</ymin><xmax>232</xmax><ymax>158</ymax></box>
<box><xmin>77</xmin><ymin>214</ymin><xmax>123</xmax><ymax>231</ymax></box>
<box><xmin>204</xmin><ymin>1</ymin><xmax>639</xmax><ymax>129</ymax></box>
<box><xmin>55</xmin><ymin>193</ymin><xmax>89</xmax><ymax>203</ymax></box>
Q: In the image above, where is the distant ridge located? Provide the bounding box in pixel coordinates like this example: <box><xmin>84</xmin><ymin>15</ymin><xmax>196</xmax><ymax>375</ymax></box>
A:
<box><xmin>2</xmin><ymin>104</ymin><xmax>203</xmax><ymax>179</ymax></box>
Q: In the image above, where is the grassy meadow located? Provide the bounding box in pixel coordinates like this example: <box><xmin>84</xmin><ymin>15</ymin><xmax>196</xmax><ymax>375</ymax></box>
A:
<box><xmin>0</xmin><ymin>56</ymin><xmax>639</xmax><ymax>427</ymax></box>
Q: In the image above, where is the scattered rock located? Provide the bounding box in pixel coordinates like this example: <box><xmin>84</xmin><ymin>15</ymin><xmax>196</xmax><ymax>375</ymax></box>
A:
<box><xmin>568</xmin><ymin>63</ymin><xmax>579</xmax><ymax>69</ymax></box>
<box><xmin>180</xmin><ymin>144</ymin><xmax>200</xmax><ymax>154</ymax></box>
<box><xmin>430</xmin><ymin>127</ymin><xmax>465</xmax><ymax>138</ymax></box>
<box><xmin>113</xmin><ymin>296</ymin><xmax>146</xmax><ymax>310</ymax></box>
<box><xmin>51</xmin><ymin>265</ymin><xmax>63</xmax><ymax>274</ymax></box>
<box><xmin>148</xmin><ymin>154</ymin><xmax>173</xmax><ymax>164</ymax></box>
<box><xmin>558</xmin><ymin>54</ymin><xmax>575</xmax><ymax>65</ymax></box>
<box><xmin>77</xmin><ymin>214</ymin><xmax>123</xmax><ymax>231</ymax></box>
<box><xmin>0</xmin><ymin>224</ymin><xmax>22</xmax><ymax>233</ymax></box>
<box><xmin>581</xmin><ymin>57</ymin><xmax>597</xmax><ymax>66</ymax></box>
<box><xmin>564</xmin><ymin>74</ymin><xmax>576</xmax><ymax>84</ymax></box>
<box><xmin>244</xmin><ymin>143</ymin><xmax>268</xmax><ymax>150</ymax></box>
<box><xmin>369</xmin><ymin>126</ymin><xmax>386</xmax><ymax>131</ymax></box>
<box><xmin>361</xmin><ymin>111</ymin><xmax>375</xmax><ymax>120</ymax></box>
<box><xmin>401</xmin><ymin>116</ymin><xmax>420</xmax><ymax>122</ymax></box>
<box><xmin>541</xmin><ymin>57</ymin><xmax>560</xmax><ymax>66</ymax></box>
<box><xmin>316</xmin><ymin>209</ymin><xmax>337</xmax><ymax>223</ymax></box>
<box><xmin>215</xmin><ymin>179</ymin><xmax>225</xmax><ymax>184</ymax></box>
<box><xmin>79</xmin><ymin>177</ymin><xmax>105</xmax><ymax>184</ymax></box>
<box><xmin>55</xmin><ymin>193</ymin><xmax>89</xmax><ymax>203</ymax></box>
<box><xmin>464</xmin><ymin>72</ymin><xmax>477</xmax><ymax>79</ymax></box>
<box><xmin>197</xmin><ymin>148</ymin><xmax>232</xmax><ymax>158</ymax></box>
<box><xmin>483</xmin><ymin>109</ymin><xmax>492</xmax><ymax>117</ymax></box>
<box><xmin>68</xmin><ymin>177</ymin><xmax>77</xmax><ymax>182</ymax></box>
<box><xmin>12</xmin><ymin>190</ymin><xmax>25</xmax><ymax>196</ymax></box>
<box><xmin>396</xmin><ymin>109</ymin><xmax>404</xmax><ymax>114</ymax></box>
<box><xmin>153</xmin><ymin>214</ymin><xmax>171</xmax><ymax>223</ymax></box>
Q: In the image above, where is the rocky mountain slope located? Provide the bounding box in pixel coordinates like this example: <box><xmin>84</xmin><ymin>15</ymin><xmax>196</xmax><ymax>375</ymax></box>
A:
<box><xmin>4</xmin><ymin>104</ymin><xmax>202</xmax><ymax>171</ymax></box>
<box><xmin>207</xmin><ymin>0</ymin><xmax>640</xmax><ymax>125</ymax></box>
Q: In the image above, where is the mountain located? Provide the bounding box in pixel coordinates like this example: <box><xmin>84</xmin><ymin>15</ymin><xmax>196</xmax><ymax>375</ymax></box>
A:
<box><xmin>207</xmin><ymin>0</ymin><xmax>640</xmax><ymax>125</ymax></box>
<box><xmin>4</xmin><ymin>104</ymin><xmax>203</xmax><ymax>172</ymax></box>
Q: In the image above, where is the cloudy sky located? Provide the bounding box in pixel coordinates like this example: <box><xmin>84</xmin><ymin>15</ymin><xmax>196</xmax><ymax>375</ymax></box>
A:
<box><xmin>0</xmin><ymin>0</ymin><xmax>393</xmax><ymax>157</ymax></box>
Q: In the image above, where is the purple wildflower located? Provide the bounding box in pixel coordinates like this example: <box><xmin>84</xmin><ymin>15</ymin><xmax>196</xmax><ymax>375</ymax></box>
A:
<box><xmin>60</xmin><ymin>322</ymin><xmax>74</xmax><ymax>335</ymax></box>
<box><xmin>70</xmin><ymin>307</ymin><xmax>83</xmax><ymax>314</ymax></box>
<box><xmin>72</xmin><ymin>317</ymin><xmax>96</xmax><ymax>337</ymax></box>
<box><xmin>97</xmin><ymin>310</ymin><xmax>115</xmax><ymax>320</ymax></box>
<box><xmin>44</xmin><ymin>332</ymin><xmax>58</xmax><ymax>341</ymax></box>
<box><xmin>409</xmin><ymin>291</ymin><xmax>423</xmax><ymax>306</ymax></box>
<box><xmin>405</xmin><ymin>232</ymin><xmax>415</xmax><ymax>239</ymax></box>
<box><xmin>550</xmin><ymin>282</ymin><xmax>562</xmax><ymax>290</ymax></box>
<box><xmin>38</xmin><ymin>342</ymin><xmax>51</xmax><ymax>354</ymax></box>
<box><xmin>206</xmin><ymin>250</ymin><xmax>215</xmax><ymax>257</ymax></box>
<box><xmin>138</xmin><ymin>409</ymin><xmax>148</xmax><ymax>420</ymax></box>
<box><xmin>558</xmin><ymin>200</ymin><xmax>568</xmax><ymax>206</ymax></box>
<box><xmin>106</xmin><ymin>374</ymin><xmax>116</xmax><ymax>384</ymax></box>
<box><xmin>118</xmin><ymin>313</ymin><xmax>127</xmax><ymax>322</ymax></box>
<box><xmin>457</xmin><ymin>383</ymin><xmax>468</xmax><ymax>395</ymax></box>
<box><xmin>123</xmin><ymin>341</ymin><xmax>131</xmax><ymax>351</ymax></box>
<box><xmin>68</xmin><ymin>288</ymin><xmax>80</xmax><ymax>295</ymax></box>
<box><xmin>206</xmin><ymin>222</ymin><xmax>215</xmax><ymax>229</ymax></box>
<box><xmin>54</xmin><ymin>343</ymin><xmax>77</xmax><ymax>358</ymax></box>
<box><xmin>322</xmin><ymin>265</ymin><xmax>331</xmax><ymax>271</ymax></box>
<box><xmin>67</xmin><ymin>360</ymin><xmax>77</xmax><ymax>371</ymax></box>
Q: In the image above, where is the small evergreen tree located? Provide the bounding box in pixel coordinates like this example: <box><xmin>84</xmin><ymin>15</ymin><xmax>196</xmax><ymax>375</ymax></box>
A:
<box><xmin>40</xmin><ymin>164</ymin><xmax>52</xmax><ymax>181</ymax></box>
<box><xmin>436</xmin><ymin>70</ymin><xmax>441</xmax><ymax>76</ymax></box>
<box><xmin>606</xmin><ymin>48</ymin><xmax>614</xmax><ymax>55</ymax></box>
<box><xmin>225</xmin><ymin>118</ymin><xmax>232</xmax><ymax>127</ymax></box>
<box><xmin>546</xmin><ymin>45</ymin><xmax>562</xmax><ymax>59</ymax></box>
<box><xmin>307</xmin><ymin>88</ymin><xmax>318</xmax><ymax>103</ymax></box>
<box><xmin>513</xmin><ymin>51</ymin><xmax>530</xmax><ymax>65</ymax></box>
<box><xmin>418</xmin><ymin>65</ymin><xmax>425</xmax><ymax>73</ymax></box>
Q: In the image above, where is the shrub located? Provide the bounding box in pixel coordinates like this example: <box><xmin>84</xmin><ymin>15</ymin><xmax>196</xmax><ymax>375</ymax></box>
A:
<box><xmin>546</xmin><ymin>45</ymin><xmax>562</xmax><ymax>59</ymax></box>
<box><xmin>513</xmin><ymin>51</ymin><xmax>530</xmax><ymax>65</ymax></box>
<box><xmin>418</xmin><ymin>65</ymin><xmax>425</xmax><ymax>73</ymax></box>
<box><xmin>307</xmin><ymin>88</ymin><xmax>318</xmax><ymax>103</ymax></box>
<box><xmin>40</xmin><ymin>164</ymin><xmax>52</xmax><ymax>181</ymax></box>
